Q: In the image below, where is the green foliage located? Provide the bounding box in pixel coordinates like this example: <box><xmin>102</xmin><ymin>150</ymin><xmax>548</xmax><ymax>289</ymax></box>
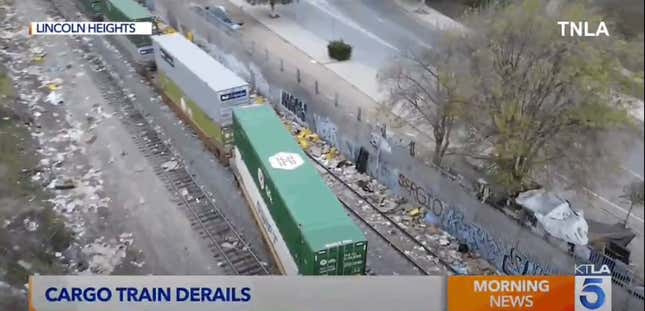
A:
<box><xmin>0</xmin><ymin>73</ymin><xmax>14</xmax><ymax>104</ymax></box>
<box><xmin>449</xmin><ymin>0</ymin><xmax>637</xmax><ymax>194</ymax></box>
<box><xmin>327</xmin><ymin>40</ymin><xmax>352</xmax><ymax>61</ymax></box>
<box><xmin>39</xmin><ymin>207</ymin><xmax>73</xmax><ymax>252</ymax></box>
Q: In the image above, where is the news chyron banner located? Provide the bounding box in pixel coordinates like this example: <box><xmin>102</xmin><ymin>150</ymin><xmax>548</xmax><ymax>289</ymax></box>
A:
<box><xmin>29</xmin><ymin>264</ymin><xmax>611</xmax><ymax>311</ymax></box>
<box><xmin>448</xmin><ymin>264</ymin><xmax>612</xmax><ymax>311</ymax></box>
<box><xmin>28</xmin><ymin>276</ymin><xmax>446</xmax><ymax>311</ymax></box>
<box><xmin>29</xmin><ymin>22</ymin><xmax>152</xmax><ymax>36</ymax></box>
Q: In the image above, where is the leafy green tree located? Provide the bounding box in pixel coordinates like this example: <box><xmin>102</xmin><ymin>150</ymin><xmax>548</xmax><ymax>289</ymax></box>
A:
<box><xmin>428</xmin><ymin>0</ymin><xmax>637</xmax><ymax>194</ymax></box>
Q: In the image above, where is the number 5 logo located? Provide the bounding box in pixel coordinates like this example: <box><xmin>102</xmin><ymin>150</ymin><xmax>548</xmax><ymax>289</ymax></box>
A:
<box><xmin>580</xmin><ymin>278</ymin><xmax>606</xmax><ymax>310</ymax></box>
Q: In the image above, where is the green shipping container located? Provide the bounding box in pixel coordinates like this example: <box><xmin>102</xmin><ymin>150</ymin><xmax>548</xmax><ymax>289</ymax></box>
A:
<box><xmin>158</xmin><ymin>71</ymin><xmax>232</xmax><ymax>146</ymax></box>
<box><xmin>233</xmin><ymin>105</ymin><xmax>368</xmax><ymax>275</ymax></box>
<box><xmin>79</xmin><ymin>0</ymin><xmax>105</xmax><ymax>20</ymax></box>
<box><xmin>104</xmin><ymin>0</ymin><xmax>153</xmax><ymax>48</ymax></box>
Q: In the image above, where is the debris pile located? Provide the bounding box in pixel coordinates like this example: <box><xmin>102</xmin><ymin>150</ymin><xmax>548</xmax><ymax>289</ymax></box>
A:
<box><xmin>0</xmin><ymin>6</ymin><xmax>140</xmax><ymax>282</ymax></box>
<box><xmin>282</xmin><ymin>115</ymin><xmax>498</xmax><ymax>275</ymax></box>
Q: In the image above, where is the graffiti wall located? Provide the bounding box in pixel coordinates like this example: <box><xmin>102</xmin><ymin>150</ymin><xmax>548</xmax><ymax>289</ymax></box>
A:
<box><xmin>397</xmin><ymin>173</ymin><xmax>559</xmax><ymax>275</ymax></box>
<box><xmin>280</xmin><ymin>90</ymin><xmax>307</xmax><ymax>123</ymax></box>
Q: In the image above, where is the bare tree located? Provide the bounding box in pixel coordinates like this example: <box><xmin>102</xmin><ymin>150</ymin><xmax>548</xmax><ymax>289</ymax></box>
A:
<box><xmin>451</xmin><ymin>0</ymin><xmax>637</xmax><ymax>195</ymax></box>
<box><xmin>622</xmin><ymin>180</ymin><xmax>644</xmax><ymax>227</ymax></box>
<box><xmin>379</xmin><ymin>41</ymin><xmax>466</xmax><ymax>167</ymax></box>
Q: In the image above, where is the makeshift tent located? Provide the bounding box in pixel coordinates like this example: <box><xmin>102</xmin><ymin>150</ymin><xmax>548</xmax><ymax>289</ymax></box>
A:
<box><xmin>516</xmin><ymin>189</ymin><xmax>589</xmax><ymax>245</ymax></box>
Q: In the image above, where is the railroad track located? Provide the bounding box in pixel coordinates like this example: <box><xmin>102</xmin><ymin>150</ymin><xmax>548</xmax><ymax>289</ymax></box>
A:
<box><xmin>49</xmin><ymin>0</ymin><xmax>270</xmax><ymax>276</ymax></box>
<box><xmin>307</xmin><ymin>152</ymin><xmax>459</xmax><ymax>276</ymax></box>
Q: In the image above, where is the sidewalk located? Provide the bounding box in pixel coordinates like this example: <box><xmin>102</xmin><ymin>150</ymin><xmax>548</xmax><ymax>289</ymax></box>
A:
<box><xmin>228</xmin><ymin>0</ymin><xmax>386</xmax><ymax>103</ymax></box>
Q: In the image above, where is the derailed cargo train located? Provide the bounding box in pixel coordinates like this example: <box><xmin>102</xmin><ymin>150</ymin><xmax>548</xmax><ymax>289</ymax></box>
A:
<box><xmin>232</xmin><ymin>105</ymin><xmax>368</xmax><ymax>275</ymax></box>
<box><xmin>151</xmin><ymin>34</ymin><xmax>250</xmax><ymax>160</ymax></box>
<box><xmin>149</xmin><ymin>33</ymin><xmax>368</xmax><ymax>275</ymax></box>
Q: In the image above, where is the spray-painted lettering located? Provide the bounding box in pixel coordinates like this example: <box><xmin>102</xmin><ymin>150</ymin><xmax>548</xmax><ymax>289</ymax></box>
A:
<box><xmin>397</xmin><ymin>173</ymin><xmax>555</xmax><ymax>276</ymax></box>
<box><xmin>280</xmin><ymin>90</ymin><xmax>306</xmax><ymax>122</ymax></box>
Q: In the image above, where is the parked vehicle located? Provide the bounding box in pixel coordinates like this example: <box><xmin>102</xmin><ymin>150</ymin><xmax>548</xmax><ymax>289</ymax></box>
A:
<box><xmin>231</xmin><ymin>105</ymin><xmax>368</xmax><ymax>275</ymax></box>
<box><xmin>192</xmin><ymin>5</ymin><xmax>243</xmax><ymax>31</ymax></box>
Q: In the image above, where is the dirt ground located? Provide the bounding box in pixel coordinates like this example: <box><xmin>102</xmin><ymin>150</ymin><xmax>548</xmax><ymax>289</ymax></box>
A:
<box><xmin>0</xmin><ymin>0</ymin><xmax>230</xmax><ymax>307</ymax></box>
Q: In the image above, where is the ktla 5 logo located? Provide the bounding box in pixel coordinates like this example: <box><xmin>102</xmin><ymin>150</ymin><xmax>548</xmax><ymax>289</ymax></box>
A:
<box><xmin>575</xmin><ymin>264</ymin><xmax>612</xmax><ymax>311</ymax></box>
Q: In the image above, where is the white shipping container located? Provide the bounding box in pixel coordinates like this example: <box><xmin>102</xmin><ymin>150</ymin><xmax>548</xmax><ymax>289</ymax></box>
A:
<box><xmin>152</xmin><ymin>34</ymin><xmax>249</xmax><ymax>126</ymax></box>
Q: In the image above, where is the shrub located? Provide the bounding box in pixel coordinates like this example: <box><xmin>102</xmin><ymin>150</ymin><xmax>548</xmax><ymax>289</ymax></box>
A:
<box><xmin>327</xmin><ymin>40</ymin><xmax>352</xmax><ymax>61</ymax></box>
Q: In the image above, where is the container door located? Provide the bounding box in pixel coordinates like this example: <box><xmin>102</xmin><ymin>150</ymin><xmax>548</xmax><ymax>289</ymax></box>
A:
<box><xmin>344</xmin><ymin>242</ymin><xmax>367</xmax><ymax>275</ymax></box>
<box><xmin>342</xmin><ymin>243</ymin><xmax>354</xmax><ymax>275</ymax></box>
<box><xmin>316</xmin><ymin>248</ymin><xmax>338</xmax><ymax>275</ymax></box>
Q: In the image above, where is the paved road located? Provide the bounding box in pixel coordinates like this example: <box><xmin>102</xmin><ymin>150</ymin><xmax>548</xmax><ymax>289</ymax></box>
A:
<box><xmin>330</xmin><ymin>0</ymin><xmax>438</xmax><ymax>50</ymax></box>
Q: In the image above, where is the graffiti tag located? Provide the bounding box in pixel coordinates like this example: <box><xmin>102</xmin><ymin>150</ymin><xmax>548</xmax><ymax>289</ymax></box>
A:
<box><xmin>280</xmin><ymin>90</ymin><xmax>306</xmax><ymax>122</ymax></box>
<box><xmin>398</xmin><ymin>172</ymin><xmax>555</xmax><ymax>276</ymax></box>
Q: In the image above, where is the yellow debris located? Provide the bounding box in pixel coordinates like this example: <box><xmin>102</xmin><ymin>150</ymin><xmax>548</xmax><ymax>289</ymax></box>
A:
<box><xmin>47</xmin><ymin>84</ymin><xmax>59</xmax><ymax>91</ymax></box>
<box><xmin>408</xmin><ymin>208</ymin><xmax>422</xmax><ymax>218</ymax></box>
<box><xmin>307</xmin><ymin>133</ymin><xmax>320</xmax><ymax>143</ymax></box>
<box><xmin>299</xmin><ymin>128</ymin><xmax>312</xmax><ymax>138</ymax></box>
<box><xmin>34</xmin><ymin>56</ymin><xmax>45</xmax><ymax>64</ymax></box>
<box><xmin>298</xmin><ymin>137</ymin><xmax>310</xmax><ymax>150</ymax></box>
<box><xmin>254</xmin><ymin>96</ymin><xmax>266</xmax><ymax>105</ymax></box>
<box><xmin>296</xmin><ymin>128</ymin><xmax>320</xmax><ymax>143</ymax></box>
<box><xmin>186</xmin><ymin>31</ymin><xmax>194</xmax><ymax>42</ymax></box>
<box><xmin>325</xmin><ymin>147</ymin><xmax>339</xmax><ymax>161</ymax></box>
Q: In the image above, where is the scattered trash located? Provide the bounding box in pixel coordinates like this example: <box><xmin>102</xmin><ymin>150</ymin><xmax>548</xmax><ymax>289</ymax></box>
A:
<box><xmin>161</xmin><ymin>160</ymin><xmax>179</xmax><ymax>171</ymax></box>
<box><xmin>17</xmin><ymin>260</ymin><xmax>32</xmax><ymax>271</ymax></box>
<box><xmin>221</xmin><ymin>241</ymin><xmax>237</xmax><ymax>249</ymax></box>
<box><xmin>407</xmin><ymin>207</ymin><xmax>422</xmax><ymax>218</ymax></box>
<box><xmin>52</xmin><ymin>178</ymin><xmax>75</xmax><ymax>190</ymax></box>
<box><xmin>130</xmin><ymin>260</ymin><xmax>145</xmax><ymax>268</ymax></box>
<box><xmin>454</xmin><ymin>265</ymin><xmax>469</xmax><ymax>275</ymax></box>
<box><xmin>424</xmin><ymin>213</ymin><xmax>440</xmax><ymax>226</ymax></box>
<box><xmin>85</xmin><ymin>134</ymin><xmax>97</xmax><ymax>144</ymax></box>
<box><xmin>46</xmin><ymin>91</ymin><xmax>63</xmax><ymax>106</ymax></box>
<box><xmin>23</xmin><ymin>218</ymin><xmax>39</xmax><ymax>232</ymax></box>
<box><xmin>357</xmin><ymin>179</ymin><xmax>373</xmax><ymax>193</ymax></box>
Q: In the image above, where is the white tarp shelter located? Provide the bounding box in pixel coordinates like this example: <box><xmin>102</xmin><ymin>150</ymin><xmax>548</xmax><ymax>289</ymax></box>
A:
<box><xmin>516</xmin><ymin>189</ymin><xmax>589</xmax><ymax>245</ymax></box>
